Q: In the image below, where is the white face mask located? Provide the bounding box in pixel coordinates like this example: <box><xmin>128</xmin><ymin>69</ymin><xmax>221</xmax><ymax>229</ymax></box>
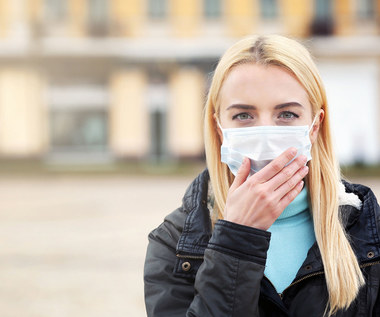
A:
<box><xmin>218</xmin><ymin>117</ymin><xmax>317</xmax><ymax>176</ymax></box>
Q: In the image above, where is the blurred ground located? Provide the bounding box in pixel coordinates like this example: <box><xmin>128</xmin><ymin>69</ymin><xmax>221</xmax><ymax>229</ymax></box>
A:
<box><xmin>0</xmin><ymin>174</ymin><xmax>379</xmax><ymax>317</ymax></box>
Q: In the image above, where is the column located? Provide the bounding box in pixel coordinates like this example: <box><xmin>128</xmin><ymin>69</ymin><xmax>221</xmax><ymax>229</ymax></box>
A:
<box><xmin>378</xmin><ymin>57</ymin><xmax>380</xmax><ymax>163</ymax></box>
<box><xmin>334</xmin><ymin>0</ymin><xmax>355</xmax><ymax>36</ymax></box>
<box><xmin>281</xmin><ymin>0</ymin><xmax>314</xmax><ymax>37</ymax></box>
<box><xmin>225</xmin><ymin>0</ymin><xmax>257</xmax><ymax>37</ymax></box>
<box><xmin>170</xmin><ymin>0</ymin><xmax>201</xmax><ymax>37</ymax></box>
<box><xmin>168</xmin><ymin>67</ymin><xmax>204</xmax><ymax>157</ymax></box>
<box><xmin>68</xmin><ymin>0</ymin><xmax>86</xmax><ymax>37</ymax></box>
<box><xmin>110</xmin><ymin>0</ymin><xmax>145</xmax><ymax>37</ymax></box>
<box><xmin>0</xmin><ymin>69</ymin><xmax>47</xmax><ymax>157</ymax></box>
<box><xmin>0</xmin><ymin>0</ymin><xmax>10</xmax><ymax>38</ymax></box>
<box><xmin>8</xmin><ymin>0</ymin><xmax>29</xmax><ymax>40</ymax></box>
<box><xmin>109</xmin><ymin>69</ymin><xmax>149</xmax><ymax>158</ymax></box>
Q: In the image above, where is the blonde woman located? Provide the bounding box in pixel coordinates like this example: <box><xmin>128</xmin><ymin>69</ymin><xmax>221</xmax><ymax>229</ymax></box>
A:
<box><xmin>144</xmin><ymin>35</ymin><xmax>380</xmax><ymax>316</ymax></box>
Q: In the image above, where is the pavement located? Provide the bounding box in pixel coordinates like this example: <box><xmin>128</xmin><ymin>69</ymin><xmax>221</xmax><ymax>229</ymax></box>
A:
<box><xmin>0</xmin><ymin>174</ymin><xmax>379</xmax><ymax>317</ymax></box>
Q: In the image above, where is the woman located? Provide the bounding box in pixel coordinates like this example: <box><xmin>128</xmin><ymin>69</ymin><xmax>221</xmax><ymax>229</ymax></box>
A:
<box><xmin>144</xmin><ymin>35</ymin><xmax>380</xmax><ymax>316</ymax></box>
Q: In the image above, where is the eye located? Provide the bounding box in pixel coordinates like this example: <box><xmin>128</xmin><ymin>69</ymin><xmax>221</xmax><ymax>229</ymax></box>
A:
<box><xmin>278</xmin><ymin>111</ymin><xmax>299</xmax><ymax>120</ymax></box>
<box><xmin>232</xmin><ymin>113</ymin><xmax>253</xmax><ymax>121</ymax></box>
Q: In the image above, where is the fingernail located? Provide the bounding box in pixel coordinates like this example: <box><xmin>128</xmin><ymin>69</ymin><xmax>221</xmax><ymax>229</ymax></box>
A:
<box><xmin>302</xmin><ymin>166</ymin><xmax>309</xmax><ymax>174</ymax></box>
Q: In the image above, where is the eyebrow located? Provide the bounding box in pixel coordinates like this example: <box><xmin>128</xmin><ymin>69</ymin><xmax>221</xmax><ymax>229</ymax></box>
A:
<box><xmin>226</xmin><ymin>102</ymin><xmax>304</xmax><ymax>111</ymax></box>
<box><xmin>274</xmin><ymin>102</ymin><xmax>304</xmax><ymax>110</ymax></box>
<box><xmin>226</xmin><ymin>104</ymin><xmax>256</xmax><ymax>110</ymax></box>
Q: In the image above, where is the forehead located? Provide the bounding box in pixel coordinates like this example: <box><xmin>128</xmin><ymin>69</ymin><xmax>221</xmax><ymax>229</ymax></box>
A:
<box><xmin>219</xmin><ymin>63</ymin><xmax>310</xmax><ymax>111</ymax></box>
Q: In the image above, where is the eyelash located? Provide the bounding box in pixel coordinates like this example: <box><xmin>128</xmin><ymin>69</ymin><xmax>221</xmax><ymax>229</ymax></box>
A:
<box><xmin>232</xmin><ymin>111</ymin><xmax>299</xmax><ymax>121</ymax></box>
<box><xmin>279</xmin><ymin>111</ymin><xmax>299</xmax><ymax>119</ymax></box>
<box><xmin>232</xmin><ymin>113</ymin><xmax>252</xmax><ymax>121</ymax></box>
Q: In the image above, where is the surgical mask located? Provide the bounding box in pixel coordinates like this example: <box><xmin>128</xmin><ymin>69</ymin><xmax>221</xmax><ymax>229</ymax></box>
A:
<box><xmin>218</xmin><ymin>117</ymin><xmax>317</xmax><ymax>176</ymax></box>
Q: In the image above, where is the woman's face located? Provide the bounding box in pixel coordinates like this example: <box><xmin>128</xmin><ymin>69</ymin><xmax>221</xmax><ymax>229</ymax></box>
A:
<box><xmin>217</xmin><ymin>63</ymin><xmax>322</xmax><ymax>143</ymax></box>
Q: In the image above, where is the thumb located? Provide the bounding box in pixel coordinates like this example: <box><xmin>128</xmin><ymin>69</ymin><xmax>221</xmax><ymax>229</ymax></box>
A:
<box><xmin>230</xmin><ymin>157</ymin><xmax>250</xmax><ymax>192</ymax></box>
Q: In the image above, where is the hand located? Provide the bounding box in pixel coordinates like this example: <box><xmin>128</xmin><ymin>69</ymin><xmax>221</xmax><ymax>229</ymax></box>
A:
<box><xmin>224</xmin><ymin>148</ymin><xmax>309</xmax><ymax>230</ymax></box>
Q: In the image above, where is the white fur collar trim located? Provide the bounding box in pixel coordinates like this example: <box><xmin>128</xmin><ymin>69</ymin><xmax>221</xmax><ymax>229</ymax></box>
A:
<box><xmin>338</xmin><ymin>182</ymin><xmax>362</xmax><ymax>210</ymax></box>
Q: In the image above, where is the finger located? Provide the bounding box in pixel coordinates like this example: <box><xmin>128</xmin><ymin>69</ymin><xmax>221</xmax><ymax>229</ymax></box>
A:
<box><xmin>254</xmin><ymin>147</ymin><xmax>297</xmax><ymax>183</ymax></box>
<box><xmin>275</xmin><ymin>165</ymin><xmax>309</xmax><ymax>199</ymax></box>
<box><xmin>229</xmin><ymin>157</ymin><xmax>250</xmax><ymax>192</ymax></box>
<box><xmin>277</xmin><ymin>180</ymin><xmax>304</xmax><ymax>212</ymax></box>
<box><xmin>268</xmin><ymin>154</ymin><xmax>308</xmax><ymax>190</ymax></box>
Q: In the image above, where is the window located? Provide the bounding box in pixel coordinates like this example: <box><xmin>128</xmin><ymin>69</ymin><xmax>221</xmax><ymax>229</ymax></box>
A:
<box><xmin>88</xmin><ymin>0</ymin><xmax>109</xmax><ymax>36</ymax></box>
<box><xmin>315</xmin><ymin>0</ymin><xmax>332</xmax><ymax>19</ymax></box>
<box><xmin>260</xmin><ymin>0</ymin><xmax>278</xmax><ymax>19</ymax></box>
<box><xmin>148</xmin><ymin>0</ymin><xmax>167</xmax><ymax>19</ymax></box>
<box><xmin>44</xmin><ymin>0</ymin><xmax>67</xmax><ymax>21</ymax></box>
<box><xmin>49</xmin><ymin>85</ymin><xmax>109</xmax><ymax>154</ymax></box>
<box><xmin>150</xmin><ymin>109</ymin><xmax>167</xmax><ymax>161</ymax></box>
<box><xmin>204</xmin><ymin>0</ymin><xmax>222</xmax><ymax>19</ymax></box>
<box><xmin>88</xmin><ymin>0</ymin><xmax>109</xmax><ymax>24</ymax></box>
<box><xmin>357</xmin><ymin>0</ymin><xmax>375</xmax><ymax>19</ymax></box>
<box><xmin>50</xmin><ymin>110</ymin><xmax>108</xmax><ymax>153</ymax></box>
<box><xmin>311</xmin><ymin>0</ymin><xmax>334</xmax><ymax>35</ymax></box>
<box><xmin>147</xmin><ymin>81</ymin><xmax>169</xmax><ymax>161</ymax></box>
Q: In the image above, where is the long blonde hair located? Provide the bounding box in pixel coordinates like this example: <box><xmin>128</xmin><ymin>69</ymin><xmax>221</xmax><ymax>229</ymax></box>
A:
<box><xmin>204</xmin><ymin>35</ymin><xmax>364</xmax><ymax>315</ymax></box>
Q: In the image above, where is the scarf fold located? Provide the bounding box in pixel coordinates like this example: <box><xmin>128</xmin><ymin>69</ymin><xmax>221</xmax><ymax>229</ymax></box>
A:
<box><xmin>265</xmin><ymin>187</ymin><xmax>315</xmax><ymax>293</ymax></box>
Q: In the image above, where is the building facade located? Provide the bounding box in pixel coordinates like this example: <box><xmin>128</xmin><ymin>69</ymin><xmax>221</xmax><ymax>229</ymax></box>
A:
<box><xmin>0</xmin><ymin>0</ymin><xmax>379</xmax><ymax>164</ymax></box>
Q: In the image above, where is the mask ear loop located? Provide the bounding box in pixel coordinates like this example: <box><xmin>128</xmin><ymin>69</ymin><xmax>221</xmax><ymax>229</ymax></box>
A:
<box><xmin>308</xmin><ymin>111</ymin><xmax>321</xmax><ymax>133</ymax></box>
<box><xmin>216</xmin><ymin>119</ymin><xmax>224</xmax><ymax>131</ymax></box>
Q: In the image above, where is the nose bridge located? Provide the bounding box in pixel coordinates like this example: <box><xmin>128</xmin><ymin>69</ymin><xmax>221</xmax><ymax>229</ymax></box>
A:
<box><xmin>256</xmin><ymin>112</ymin><xmax>273</xmax><ymax>126</ymax></box>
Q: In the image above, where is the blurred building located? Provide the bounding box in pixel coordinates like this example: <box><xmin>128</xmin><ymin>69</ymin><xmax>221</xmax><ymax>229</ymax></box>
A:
<box><xmin>0</xmin><ymin>0</ymin><xmax>379</xmax><ymax>164</ymax></box>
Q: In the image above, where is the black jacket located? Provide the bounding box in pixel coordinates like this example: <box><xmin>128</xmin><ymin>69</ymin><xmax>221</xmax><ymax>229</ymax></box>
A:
<box><xmin>144</xmin><ymin>169</ymin><xmax>380</xmax><ymax>316</ymax></box>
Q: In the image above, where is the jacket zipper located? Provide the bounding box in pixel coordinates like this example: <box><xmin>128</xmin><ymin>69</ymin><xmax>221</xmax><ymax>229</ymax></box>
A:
<box><xmin>176</xmin><ymin>253</ymin><xmax>204</xmax><ymax>260</ymax></box>
<box><xmin>175</xmin><ymin>256</ymin><xmax>380</xmax><ymax>292</ymax></box>
<box><xmin>360</xmin><ymin>260</ymin><xmax>380</xmax><ymax>268</ymax></box>
<box><xmin>279</xmin><ymin>260</ymin><xmax>380</xmax><ymax>299</ymax></box>
<box><xmin>279</xmin><ymin>271</ymin><xmax>324</xmax><ymax>298</ymax></box>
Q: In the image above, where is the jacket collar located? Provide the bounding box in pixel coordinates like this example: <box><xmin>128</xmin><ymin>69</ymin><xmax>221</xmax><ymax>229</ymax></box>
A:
<box><xmin>295</xmin><ymin>179</ymin><xmax>380</xmax><ymax>279</ymax></box>
<box><xmin>176</xmin><ymin>169</ymin><xmax>212</xmax><ymax>257</ymax></box>
<box><xmin>176</xmin><ymin>170</ymin><xmax>380</xmax><ymax>274</ymax></box>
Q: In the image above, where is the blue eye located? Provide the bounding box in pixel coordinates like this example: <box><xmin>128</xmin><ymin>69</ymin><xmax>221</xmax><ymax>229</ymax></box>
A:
<box><xmin>232</xmin><ymin>113</ymin><xmax>253</xmax><ymax>121</ymax></box>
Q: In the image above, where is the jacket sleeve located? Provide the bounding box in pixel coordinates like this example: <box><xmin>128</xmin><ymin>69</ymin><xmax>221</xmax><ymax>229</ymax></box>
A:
<box><xmin>144</xmin><ymin>211</ymin><xmax>271</xmax><ymax>317</ymax></box>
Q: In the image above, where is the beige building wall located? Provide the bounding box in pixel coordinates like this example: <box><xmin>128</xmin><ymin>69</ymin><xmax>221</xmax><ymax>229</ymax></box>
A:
<box><xmin>109</xmin><ymin>69</ymin><xmax>149</xmax><ymax>157</ymax></box>
<box><xmin>282</xmin><ymin>0</ymin><xmax>313</xmax><ymax>37</ymax></box>
<box><xmin>68</xmin><ymin>0</ymin><xmax>86</xmax><ymax>37</ymax></box>
<box><xmin>0</xmin><ymin>0</ymin><xmax>30</xmax><ymax>39</ymax></box>
<box><xmin>225</xmin><ymin>0</ymin><xmax>257</xmax><ymax>37</ymax></box>
<box><xmin>378</xmin><ymin>56</ymin><xmax>380</xmax><ymax>156</ymax></box>
<box><xmin>27</xmin><ymin>0</ymin><xmax>42</xmax><ymax>27</ymax></box>
<box><xmin>335</xmin><ymin>0</ymin><xmax>355</xmax><ymax>36</ymax></box>
<box><xmin>0</xmin><ymin>69</ymin><xmax>47</xmax><ymax>156</ymax></box>
<box><xmin>0</xmin><ymin>0</ymin><xmax>10</xmax><ymax>38</ymax></box>
<box><xmin>170</xmin><ymin>0</ymin><xmax>201</xmax><ymax>37</ymax></box>
<box><xmin>110</xmin><ymin>0</ymin><xmax>145</xmax><ymax>37</ymax></box>
<box><xmin>0</xmin><ymin>0</ymin><xmax>378</xmax><ymax>160</ymax></box>
<box><xmin>168</xmin><ymin>68</ymin><xmax>204</xmax><ymax>157</ymax></box>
